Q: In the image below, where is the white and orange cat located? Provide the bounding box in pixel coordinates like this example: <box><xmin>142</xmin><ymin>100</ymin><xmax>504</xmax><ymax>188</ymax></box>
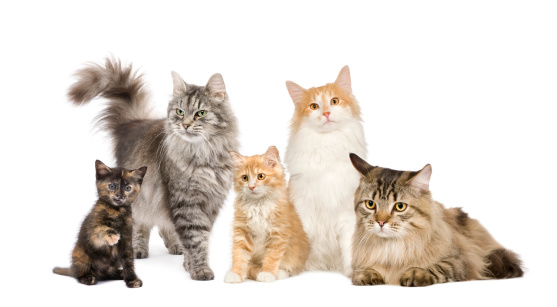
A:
<box><xmin>285</xmin><ymin>66</ymin><xmax>367</xmax><ymax>275</ymax></box>
<box><xmin>224</xmin><ymin>146</ymin><xmax>310</xmax><ymax>283</ymax></box>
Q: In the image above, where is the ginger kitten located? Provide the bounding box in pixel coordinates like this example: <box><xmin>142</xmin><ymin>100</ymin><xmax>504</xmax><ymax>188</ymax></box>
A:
<box><xmin>225</xmin><ymin>146</ymin><xmax>310</xmax><ymax>283</ymax></box>
<box><xmin>349</xmin><ymin>154</ymin><xmax>523</xmax><ymax>286</ymax></box>
<box><xmin>285</xmin><ymin>66</ymin><xmax>367</xmax><ymax>275</ymax></box>
<box><xmin>53</xmin><ymin>160</ymin><xmax>147</xmax><ymax>287</ymax></box>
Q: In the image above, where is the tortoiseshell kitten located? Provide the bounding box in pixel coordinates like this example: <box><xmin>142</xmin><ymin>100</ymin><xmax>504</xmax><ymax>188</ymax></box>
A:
<box><xmin>53</xmin><ymin>160</ymin><xmax>147</xmax><ymax>287</ymax></box>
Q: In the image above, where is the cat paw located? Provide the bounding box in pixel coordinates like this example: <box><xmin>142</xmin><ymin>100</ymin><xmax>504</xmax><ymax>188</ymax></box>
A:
<box><xmin>400</xmin><ymin>267</ymin><xmax>436</xmax><ymax>287</ymax></box>
<box><xmin>277</xmin><ymin>269</ymin><xmax>289</xmax><ymax>280</ymax></box>
<box><xmin>105</xmin><ymin>233</ymin><xmax>120</xmax><ymax>246</ymax></box>
<box><xmin>190</xmin><ymin>267</ymin><xmax>214</xmax><ymax>281</ymax></box>
<box><xmin>126</xmin><ymin>279</ymin><xmax>143</xmax><ymax>288</ymax></box>
<box><xmin>78</xmin><ymin>275</ymin><xmax>97</xmax><ymax>285</ymax></box>
<box><xmin>224</xmin><ymin>271</ymin><xmax>244</xmax><ymax>283</ymax></box>
<box><xmin>167</xmin><ymin>244</ymin><xmax>184</xmax><ymax>255</ymax></box>
<box><xmin>256</xmin><ymin>272</ymin><xmax>276</xmax><ymax>282</ymax></box>
<box><xmin>134</xmin><ymin>248</ymin><xmax>149</xmax><ymax>259</ymax></box>
<box><xmin>352</xmin><ymin>269</ymin><xmax>385</xmax><ymax>286</ymax></box>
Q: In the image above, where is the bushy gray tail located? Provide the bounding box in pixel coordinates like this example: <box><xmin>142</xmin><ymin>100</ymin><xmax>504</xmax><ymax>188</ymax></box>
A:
<box><xmin>67</xmin><ymin>57</ymin><xmax>152</xmax><ymax>135</ymax></box>
<box><xmin>53</xmin><ymin>267</ymin><xmax>73</xmax><ymax>277</ymax></box>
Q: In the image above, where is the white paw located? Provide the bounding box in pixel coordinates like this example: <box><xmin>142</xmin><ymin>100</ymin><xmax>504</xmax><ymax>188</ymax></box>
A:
<box><xmin>277</xmin><ymin>269</ymin><xmax>289</xmax><ymax>280</ymax></box>
<box><xmin>256</xmin><ymin>271</ymin><xmax>276</xmax><ymax>282</ymax></box>
<box><xmin>224</xmin><ymin>271</ymin><xmax>243</xmax><ymax>283</ymax></box>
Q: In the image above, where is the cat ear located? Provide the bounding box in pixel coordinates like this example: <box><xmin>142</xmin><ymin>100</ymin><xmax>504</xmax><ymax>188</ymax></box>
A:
<box><xmin>133</xmin><ymin>166</ymin><xmax>148</xmax><ymax>181</ymax></box>
<box><xmin>206</xmin><ymin>73</ymin><xmax>226</xmax><ymax>100</ymax></box>
<box><xmin>171</xmin><ymin>71</ymin><xmax>188</xmax><ymax>95</ymax></box>
<box><xmin>95</xmin><ymin>160</ymin><xmax>112</xmax><ymax>179</ymax></box>
<box><xmin>349</xmin><ymin>153</ymin><xmax>375</xmax><ymax>176</ymax></box>
<box><xmin>229</xmin><ymin>151</ymin><xmax>246</xmax><ymax>166</ymax></box>
<box><xmin>406</xmin><ymin>164</ymin><xmax>432</xmax><ymax>192</ymax></box>
<box><xmin>285</xmin><ymin>81</ymin><xmax>307</xmax><ymax>106</ymax></box>
<box><xmin>334</xmin><ymin>65</ymin><xmax>352</xmax><ymax>93</ymax></box>
<box><xmin>263</xmin><ymin>146</ymin><xmax>280</xmax><ymax>168</ymax></box>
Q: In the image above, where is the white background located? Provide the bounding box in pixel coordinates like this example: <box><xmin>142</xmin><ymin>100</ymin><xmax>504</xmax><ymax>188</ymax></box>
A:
<box><xmin>1</xmin><ymin>1</ymin><xmax>555</xmax><ymax>306</ymax></box>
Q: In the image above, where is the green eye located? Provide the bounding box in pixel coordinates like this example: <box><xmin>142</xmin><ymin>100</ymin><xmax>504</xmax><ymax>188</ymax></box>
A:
<box><xmin>176</xmin><ymin>108</ymin><xmax>185</xmax><ymax>116</ymax></box>
<box><xmin>365</xmin><ymin>200</ymin><xmax>376</xmax><ymax>210</ymax></box>
<box><xmin>395</xmin><ymin>202</ymin><xmax>407</xmax><ymax>212</ymax></box>
<box><xmin>196</xmin><ymin>110</ymin><xmax>207</xmax><ymax>117</ymax></box>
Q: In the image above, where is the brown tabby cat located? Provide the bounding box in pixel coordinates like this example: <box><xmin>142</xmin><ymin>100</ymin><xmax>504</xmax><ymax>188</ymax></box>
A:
<box><xmin>53</xmin><ymin>160</ymin><xmax>147</xmax><ymax>287</ymax></box>
<box><xmin>349</xmin><ymin>153</ymin><xmax>523</xmax><ymax>286</ymax></box>
<box><xmin>224</xmin><ymin>146</ymin><xmax>310</xmax><ymax>283</ymax></box>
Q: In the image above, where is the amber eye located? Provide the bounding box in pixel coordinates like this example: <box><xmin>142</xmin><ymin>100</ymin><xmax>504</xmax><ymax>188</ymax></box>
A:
<box><xmin>331</xmin><ymin>98</ymin><xmax>339</xmax><ymax>105</ymax></box>
<box><xmin>394</xmin><ymin>202</ymin><xmax>407</xmax><ymax>212</ymax></box>
<box><xmin>309</xmin><ymin>103</ymin><xmax>319</xmax><ymax>110</ymax></box>
<box><xmin>242</xmin><ymin>175</ymin><xmax>248</xmax><ymax>182</ymax></box>
<box><xmin>365</xmin><ymin>200</ymin><xmax>376</xmax><ymax>210</ymax></box>
<box><xmin>258</xmin><ymin>173</ymin><xmax>266</xmax><ymax>180</ymax></box>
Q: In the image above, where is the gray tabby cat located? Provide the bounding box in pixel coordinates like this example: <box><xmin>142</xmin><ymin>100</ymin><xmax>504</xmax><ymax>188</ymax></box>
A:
<box><xmin>68</xmin><ymin>58</ymin><xmax>239</xmax><ymax>280</ymax></box>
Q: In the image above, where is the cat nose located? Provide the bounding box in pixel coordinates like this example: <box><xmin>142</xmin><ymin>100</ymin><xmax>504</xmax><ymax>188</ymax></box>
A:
<box><xmin>249</xmin><ymin>186</ymin><xmax>255</xmax><ymax>191</ymax></box>
<box><xmin>377</xmin><ymin>221</ymin><xmax>386</xmax><ymax>227</ymax></box>
<box><xmin>323</xmin><ymin>112</ymin><xmax>330</xmax><ymax>119</ymax></box>
<box><xmin>183</xmin><ymin>123</ymin><xmax>189</xmax><ymax>129</ymax></box>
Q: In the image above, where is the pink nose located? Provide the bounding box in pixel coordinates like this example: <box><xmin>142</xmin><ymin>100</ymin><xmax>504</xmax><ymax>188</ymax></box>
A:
<box><xmin>323</xmin><ymin>112</ymin><xmax>331</xmax><ymax>120</ymax></box>
<box><xmin>377</xmin><ymin>221</ymin><xmax>386</xmax><ymax>227</ymax></box>
<box><xmin>249</xmin><ymin>186</ymin><xmax>255</xmax><ymax>191</ymax></box>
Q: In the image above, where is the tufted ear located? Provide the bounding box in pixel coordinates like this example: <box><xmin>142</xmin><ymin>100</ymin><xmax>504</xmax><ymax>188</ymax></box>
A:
<box><xmin>406</xmin><ymin>164</ymin><xmax>432</xmax><ymax>192</ymax></box>
<box><xmin>171</xmin><ymin>71</ymin><xmax>188</xmax><ymax>95</ymax></box>
<box><xmin>334</xmin><ymin>65</ymin><xmax>352</xmax><ymax>93</ymax></box>
<box><xmin>206</xmin><ymin>73</ymin><xmax>226</xmax><ymax>100</ymax></box>
<box><xmin>349</xmin><ymin>153</ymin><xmax>375</xmax><ymax>177</ymax></box>
<box><xmin>229</xmin><ymin>151</ymin><xmax>246</xmax><ymax>166</ymax></box>
<box><xmin>285</xmin><ymin>81</ymin><xmax>307</xmax><ymax>106</ymax></box>
<box><xmin>95</xmin><ymin>160</ymin><xmax>112</xmax><ymax>179</ymax></box>
<box><xmin>263</xmin><ymin>146</ymin><xmax>280</xmax><ymax>168</ymax></box>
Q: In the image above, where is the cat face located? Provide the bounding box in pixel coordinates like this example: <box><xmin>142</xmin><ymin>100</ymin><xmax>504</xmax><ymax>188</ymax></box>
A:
<box><xmin>286</xmin><ymin>66</ymin><xmax>361</xmax><ymax>132</ymax></box>
<box><xmin>350</xmin><ymin>153</ymin><xmax>433</xmax><ymax>239</ymax></box>
<box><xmin>167</xmin><ymin>72</ymin><xmax>228</xmax><ymax>143</ymax></box>
<box><xmin>230</xmin><ymin>146</ymin><xmax>286</xmax><ymax>199</ymax></box>
<box><xmin>95</xmin><ymin>160</ymin><xmax>147</xmax><ymax>207</ymax></box>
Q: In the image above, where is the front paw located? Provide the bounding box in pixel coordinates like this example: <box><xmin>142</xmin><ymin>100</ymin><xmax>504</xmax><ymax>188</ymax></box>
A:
<box><xmin>126</xmin><ymin>279</ymin><xmax>143</xmax><ymax>288</ymax></box>
<box><xmin>256</xmin><ymin>271</ymin><xmax>276</xmax><ymax>282</ymax></box>
<box><xmin>134</xmin><ymin>247</ymin><xmax>149</xmax><ymax>259</ymax></box>
<box><xmin>224</xmin><ymin>271</ymin><xmax>244</xmax><ymax>283</ymax></box>
<box><xmin>105</xmin><ymin>233</ymin><xmax>120</xmax><ymax>246</ymax></box>
<box><xmin>352</xmin><ymin>269</ymin><xmax>385</xmax><ymax>286</ymax></box>
<box><xmin>167</xmin><ymin>244</ymin><xmax>184</xmax><ymax>255</ymax></box>
<box><xmin>400</xmin><ymin>267</ymin><xmax>436</xmax><ymax>287</ymax></box>
<box><xmin>78</xmin><ymin>275</ymin><xmax>97</xmax><ymax>285</ymax></box>
<box><xmin>190</xmin><ymin>267</ymin><xmax>214</xmax><ymax>281</ymax></box>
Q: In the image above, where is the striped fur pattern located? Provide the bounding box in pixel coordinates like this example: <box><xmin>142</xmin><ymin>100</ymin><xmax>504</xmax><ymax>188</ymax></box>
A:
<box><xmin>285</xmin><ymin>66</ymin><xmax>367</xmax><ymax>275</ymax></box>
<box><xmin>349</xmin><ymin>154</ymin><xmax>523</xmax><ymax>286</ymax></box>
<box><xmin>67</xmin><ymin>58</ymin><xmax>239</xmax><ymax>280</ymax></box>
<box><xmin>224</xmin><ymin>146</ymin><xmax>310</xmax><ymax>283</ymax></box>
<box><xmin>53</xmin><ymin>160</ymin><xmax>146</xmax><ymax>287</ymax></box>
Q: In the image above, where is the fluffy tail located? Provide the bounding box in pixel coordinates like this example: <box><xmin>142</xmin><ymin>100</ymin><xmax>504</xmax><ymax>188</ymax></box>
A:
<box><xmin>485</xmin><ymin>248</ymin><xmax>524</xmax><ymax>279</ymax></box>
<box><xmin>53</xmin><ymin>267</ymin><xmax>73</xmax><ymax>277</ymax></box>
<box><xmin>67</xmin><ymin>57</ymin><xmax>152</xmax><ymax>134</ymax></box>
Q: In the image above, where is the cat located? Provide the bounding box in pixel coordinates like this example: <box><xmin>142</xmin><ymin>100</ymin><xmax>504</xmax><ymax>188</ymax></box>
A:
<box><xmin>67</xmin><ymin>58</ymin><xmax>239</xmax><ymax>280</ymax></box>
<box><xmin>349</xmin><ymin>153</ymin><xmax>524</xmax><ymax>286</ymax></box>
<box><xmin>53</xmin><ymin>160</ymin><xmax>147</xmax><ymax>287</ymax></box>
<box><xmin>224</xmin><ymin>146</ymin><xmax>310</xmax><ymax>283</ymax></box>
<box><xmin>284</xmin><ymin>66</ymin><xmax>367</xmax><ymax>275</ymax></box>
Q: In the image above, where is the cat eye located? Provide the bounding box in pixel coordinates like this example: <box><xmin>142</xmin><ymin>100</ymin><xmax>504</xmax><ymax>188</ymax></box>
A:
<box><xmin>365</xmin><ymin>200</ymin><xmax>376</xmax><ymax>210</ymax></box>
<box><xmin>125</xmin><ymin>186</ymin><xmax>132</xmax><ymax>191</ymax></box>
<box><xmin>257</xmin><ymin>173</ymin><xmax>266</xmax><ymax>180</ymax></box>
<box><xmin>242</xmin><ymin>175</ymin><xmax>248</xmax><ymax>182</ymax></box>
<box><xmin>196</xmin><ymin>110</ymin><xmax>208</xmax><ymax>117</ymax></box>
<box><xmin>331</xmin><ymin>98</ymin><xmax>340</xmax><ymax>105</ymax></box>
<box><xmin>108</xmin><ymin>184</ymin><xmax>116</xmax><ymax>190</ymax></box>
<box><xmin>394</xmin><ymin>202</ymin><xmax>407</xmax><ymax>212</ymax></box>
<box><xmin>176</xmin><ymin>108</ymin><xmax>185</xmax><ymax>116</ymax></box>
<box><xmin>309</xmin><ymin>103</ymin><xmax>319</xmax><ymax>110</ymax></box>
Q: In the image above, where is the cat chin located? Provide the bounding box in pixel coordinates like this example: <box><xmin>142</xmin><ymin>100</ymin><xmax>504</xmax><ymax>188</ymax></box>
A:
<box><xmin>176</xmin><ymin>131</ymin><xmax>204</xmax><ymax>143</ymax></box>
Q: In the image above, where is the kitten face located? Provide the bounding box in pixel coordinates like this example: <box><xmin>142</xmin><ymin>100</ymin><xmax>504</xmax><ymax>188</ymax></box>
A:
<box><xmin>230</xmin><ymin>147</ymin><xmax>285</xmax><ymax>199</ymax></box>
<box><xmin>350</xmin><ymin>154</ymin><xmax>433</xmax><ymax>239</ymax></box>
<box><xmin>95</xmin><ymin>160</ymin><xmax>147</xmax><ymax>207</ymax></box>
<box><xmin>167</xmin><ymin>72</ymin><xmax>228</xmax><ymax>142</ymax></box>
<box><xmin>286</xmin><ymin>66</ymin><xmax>361</xmax><ymax>132</ymax></box>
